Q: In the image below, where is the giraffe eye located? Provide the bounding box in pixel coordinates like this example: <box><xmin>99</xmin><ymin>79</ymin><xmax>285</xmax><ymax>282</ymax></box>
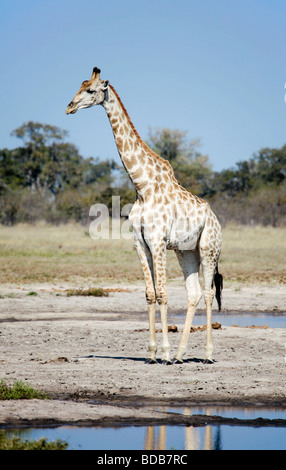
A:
<box><xmin>86</xmin><ymin>89</ymin><xmax>95</xmax><ymax>94</ymax></box>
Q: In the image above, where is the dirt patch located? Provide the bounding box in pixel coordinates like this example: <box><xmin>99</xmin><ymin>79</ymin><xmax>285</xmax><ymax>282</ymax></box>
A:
<box><xmin>0</xmin><ymin>282</ymin><xmax>285</xmax><ymax>426</ymax></box>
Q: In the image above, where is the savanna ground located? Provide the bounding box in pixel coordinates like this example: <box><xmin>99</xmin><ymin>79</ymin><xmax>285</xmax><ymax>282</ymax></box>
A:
<box><xmin>0</xmin><ymin>223</ymin><xmax>285</xmax><ymax>427</ymax></box>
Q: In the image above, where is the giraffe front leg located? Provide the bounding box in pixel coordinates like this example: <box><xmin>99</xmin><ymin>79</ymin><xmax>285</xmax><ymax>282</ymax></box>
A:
<box><xmin>153</xmin><ymin>244</ymin><xmax>171</xmax><ymax>365</ymax></box>
<box><xmin>158</xmin><ymin>299</ymin><xmax>172</xmax><ymax>365</ymax></box>
<box><xmin>145</xmin><ymin>294</ymin><xmax>157</xmax><ymax>364</ymax></box>
<box><xmin>133</xmin><ymin>238</ymin><xmax>157</xmax><ymax>363</ymax></box>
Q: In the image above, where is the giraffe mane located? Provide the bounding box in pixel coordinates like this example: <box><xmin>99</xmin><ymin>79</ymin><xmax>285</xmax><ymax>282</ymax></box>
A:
<box><xmin>109</xmin><ymin>85</ymin><xmax>171</xmax><ymax>167</ymax></box>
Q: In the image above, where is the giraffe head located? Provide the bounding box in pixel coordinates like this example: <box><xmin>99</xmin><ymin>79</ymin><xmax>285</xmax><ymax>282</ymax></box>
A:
<box><xmin>66</xmin><ymin>67</ymin><xmax>109</xmax><ymax>114</ymax></box>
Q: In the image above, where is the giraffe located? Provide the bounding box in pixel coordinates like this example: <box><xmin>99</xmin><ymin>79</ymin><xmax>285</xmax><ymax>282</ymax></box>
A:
<box><xmin>66</xmin><ymin>67</ymin><xmax>223</xmax><ymax>365</ymax></box>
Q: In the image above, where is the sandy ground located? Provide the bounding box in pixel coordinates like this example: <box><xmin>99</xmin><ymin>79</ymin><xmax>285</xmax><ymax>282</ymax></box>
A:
<box><xmin>0</xmin><ymin>282</ymin><xmax>286</xmax><ymax>427</ymax></box>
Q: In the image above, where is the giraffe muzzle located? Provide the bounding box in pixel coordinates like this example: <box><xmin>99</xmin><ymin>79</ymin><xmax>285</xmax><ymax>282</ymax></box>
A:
<box><xmin>66</xmin><ymin>101</ymin><xmax>77</xmax><ymax>115</ymax></box>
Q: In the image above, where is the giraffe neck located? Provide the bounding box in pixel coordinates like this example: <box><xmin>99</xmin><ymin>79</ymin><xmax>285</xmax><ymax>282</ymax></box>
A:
<box><xmin>103</xmin><ymin>85</ymin><xmax>160</xmax><ymax>197</ymax></box>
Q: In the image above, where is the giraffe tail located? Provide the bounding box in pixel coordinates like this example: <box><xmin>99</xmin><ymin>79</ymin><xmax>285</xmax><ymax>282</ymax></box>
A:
<box><xmin>214</xmin><ymin>265</ymin><xmax>223</xmax><ymax>311</ymax></box>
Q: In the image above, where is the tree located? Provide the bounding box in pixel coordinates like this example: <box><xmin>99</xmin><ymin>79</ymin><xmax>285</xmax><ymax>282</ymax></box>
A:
<box><xmin>9</xmin><ymin>121</ymin><xmax>115</xmax><ymax>195</ymax></box>
<box><xmin>84</xmin><ymin>157</ymin><xmax>116</xmax><ymax>186</ymax></box>
<box><xmin>1</xmin><ymin>121</ymin><xmax>286</xmax><ymax>226</ymax></box>
<box><xmin>254</xmin><ymin>146</ymin><xmax>286</xmax><ymax>186</ymax></box>
<box><xmin>11</xmin><ymin>121</ymin><xmax>68</xmax><ymax>147</ymax></box>
<box><xmin>10</xmin><ymin>122</ymin><xmax>69</xmax><ymax>192</ymax></box>
<box><xmin>0</xmin><ymin>148</ymin><xmax>26</xmax><ymax>191</ymax></box>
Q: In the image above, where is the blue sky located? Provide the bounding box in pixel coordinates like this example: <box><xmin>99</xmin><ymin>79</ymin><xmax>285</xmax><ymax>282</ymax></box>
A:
<box><xmin>1</xmin><ymin>0</ymin><xmax>286</xmax><ymax>171</ymax></box>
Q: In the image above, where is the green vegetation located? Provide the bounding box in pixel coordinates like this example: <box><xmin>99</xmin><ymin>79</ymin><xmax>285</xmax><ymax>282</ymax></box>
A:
<box><xmin>0</xmin><ymin>121</ymin><xmax>120</xmax><ymax>225</ymax></box>
<box><xmin>0</xmin><ymin>431</ymin><xmax>68</xmax><ymax>450</ymax></box>
<box><xmin>0</xmin><ymin>121</ymin><xmax>285</xmax><ymax>226</ymax></box>
<box><xmin>0</xmin><ymin>380</ymin><xmax>48</xmax><ymax>400</ymax></box>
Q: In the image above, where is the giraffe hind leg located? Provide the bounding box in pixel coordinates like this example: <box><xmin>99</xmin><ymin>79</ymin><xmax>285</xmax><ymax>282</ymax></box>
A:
<box><xmin>201</xmin><ymin>257</ymin><xmax>221</xmax><ymax>363</ymax></box>
<box><xmin>173</xmin><ymin>250</ymin><xmax>202</xmax><ymax>363</ymax></box>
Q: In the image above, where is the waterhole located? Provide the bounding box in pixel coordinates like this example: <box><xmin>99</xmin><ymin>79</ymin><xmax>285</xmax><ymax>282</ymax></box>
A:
<box><xmin>169</xmin><ymin>312</ymin><xmax>286</xmax><ymax>329</ymax></box>
<box><xmin>2</xmin><ymin>405</ymin><xmax>286</xmax><ymax>450</ymax></box>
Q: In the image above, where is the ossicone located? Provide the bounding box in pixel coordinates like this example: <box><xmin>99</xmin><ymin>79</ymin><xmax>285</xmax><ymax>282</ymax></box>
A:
<box><xmin>92</xmin><ymin>67</ymin><xmax>101</xmax><ymax>79</ymax></box>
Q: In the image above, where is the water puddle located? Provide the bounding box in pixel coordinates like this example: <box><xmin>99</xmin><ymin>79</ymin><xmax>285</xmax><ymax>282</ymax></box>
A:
<box><xmin>168</xmin><ymin>312</ymin><xmax>286</xmax><ymax>329</ymax></box>
<box><xmin>2</xmin><ymin>405</ymin><xmax>286</xmax><ymax>450</ymax></box>
<box><xmin>211</xmin><ymin>313</ymin><xmax>285</xmax><ymax>329</ymax></box>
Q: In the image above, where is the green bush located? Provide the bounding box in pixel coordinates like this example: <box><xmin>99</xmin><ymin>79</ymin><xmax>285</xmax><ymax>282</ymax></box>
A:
<box><xmin>0</xmin><ymin>431</ymin><xmax>68</xmax><ymax>450</ymax></box>
<box><xmin>0</xmin><ymin>380</ymin><xmax>48</xmax><ymax>400</ymax></box>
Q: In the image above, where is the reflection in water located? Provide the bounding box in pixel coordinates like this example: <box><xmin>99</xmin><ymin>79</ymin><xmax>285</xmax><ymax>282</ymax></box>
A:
<box><xmin>144</xmin><ymin>408</ymin><xmax>215</xmax><ymax>450</ymax></box>
<box><xmin>143</xmin><ymin>406</ymin><xmax>286</xmax><ymax>450</ymax></box>
<box><xmin>2</xmin><ymin>406</ymin><xmax>286</xmax><ymax>450</ymax></box>
<box><xmin>214</xmin><ymin>426</ymin><xmax>222</xmax><ymax>450</ymax></box>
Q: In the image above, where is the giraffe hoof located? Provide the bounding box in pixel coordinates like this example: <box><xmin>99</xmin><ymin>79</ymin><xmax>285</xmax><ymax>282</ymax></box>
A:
<box><xmin>172</xmin><ymin>358</ymin><xmax>183</xmax><ymax>364</ymax></box>
<box><xmin>145</xmin><ymin>358</ymin><xmax>157</xmax><ymax>365</ymax></box>
<box><xmin>162</xmin><ymin>359</ymin><xmax>172</xmax><ymax>366</ymax></box>
<box><xmin>203</xmin><ymin>359</ymin><xmax>214</xmax><ymax>364</ymax></box>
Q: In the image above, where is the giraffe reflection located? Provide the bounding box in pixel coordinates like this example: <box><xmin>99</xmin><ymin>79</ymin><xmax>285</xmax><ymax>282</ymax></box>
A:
<box><xmin>144</xmin><ymin>408</ymin><xmax>214</xmax><ymax>450</ymax></box>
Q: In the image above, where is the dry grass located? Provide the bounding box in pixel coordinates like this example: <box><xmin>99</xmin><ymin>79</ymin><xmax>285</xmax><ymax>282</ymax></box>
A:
<box><xmin>66</xmin><ymin>287</ymin><xmax>109</xmax><ymax>297</ymax></box>
<box><xmin>0</xmin><ymin>222</ymin><xmax>141</xmax><ymax>285</ymax></box>
<box><xmin>220</xmin><ymin>224</ymin><xmax>286</xmax><ymax>284</ymax></box>
<box><xmin>0</xmin><ymin>222</ymin><xmax>285</xmax><ymax>285</ymax></box>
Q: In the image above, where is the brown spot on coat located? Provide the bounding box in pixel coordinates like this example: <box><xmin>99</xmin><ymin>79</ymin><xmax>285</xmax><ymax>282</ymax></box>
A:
<box><xmin>131</xmin><ymin>167</ymin><xmax>143</xmax><ymax>180</ymax></box>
